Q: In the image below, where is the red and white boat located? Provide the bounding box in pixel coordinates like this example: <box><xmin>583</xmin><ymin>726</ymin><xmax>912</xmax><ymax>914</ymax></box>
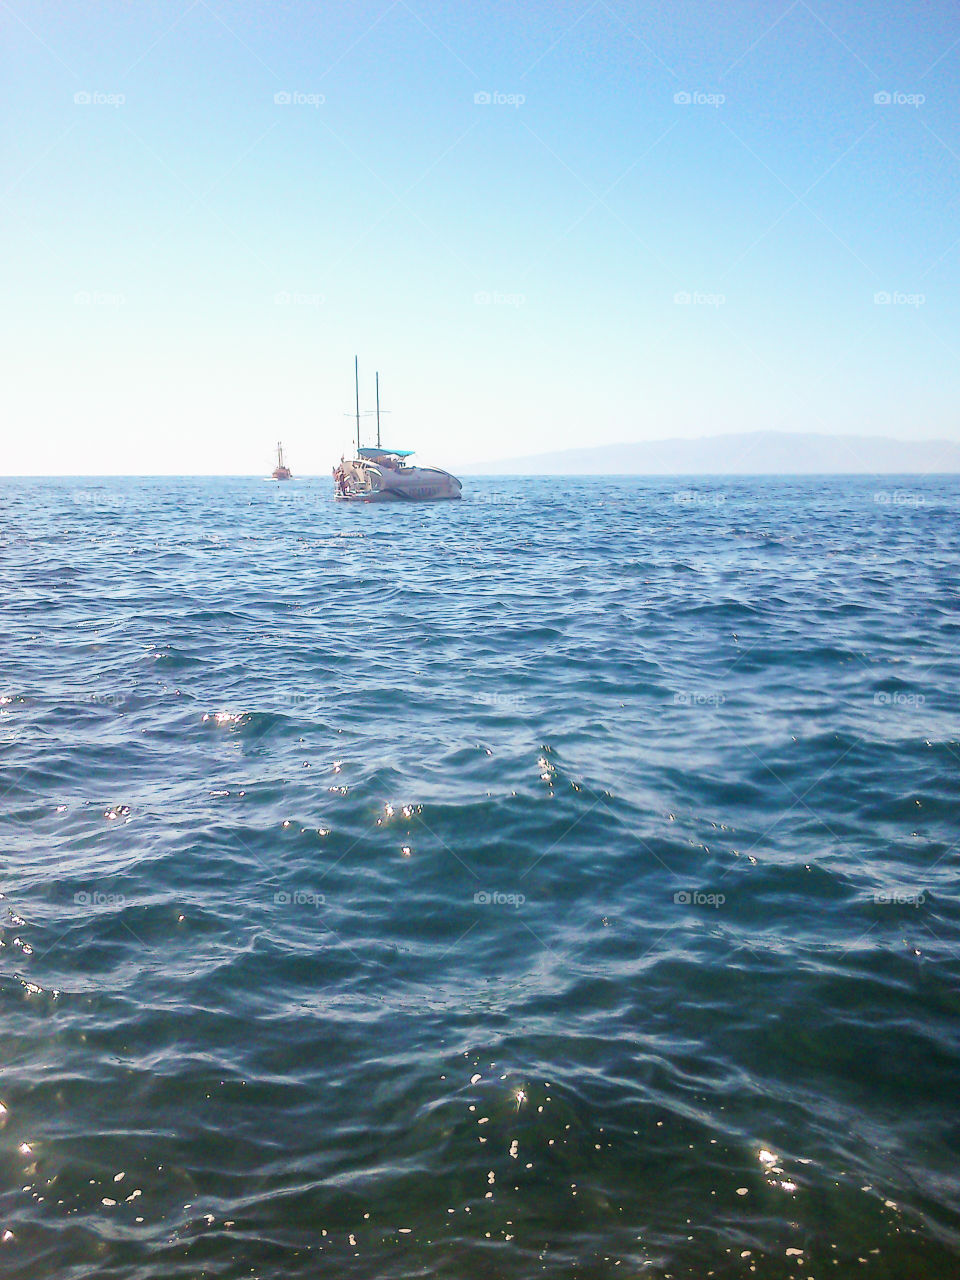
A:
<box><xmin>333</xmin><ymin>360</ymin><xmax>461</xmax><ymax>503</ymax></box>
<box><xmin>271</xmin><ymin>442</ymin><xmax>293</xmax><ymax>480</ymax></box>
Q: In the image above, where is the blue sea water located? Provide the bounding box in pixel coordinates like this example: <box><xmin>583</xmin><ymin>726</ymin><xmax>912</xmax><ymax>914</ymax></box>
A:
<box><xmin>2</xmin><ymin>474</ymin><xmax>960</xmax><ymax>1279</ymax></box>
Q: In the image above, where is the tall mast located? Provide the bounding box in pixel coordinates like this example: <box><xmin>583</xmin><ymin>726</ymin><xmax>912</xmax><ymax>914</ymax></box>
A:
<box><xmin>375</xmin><ymin>371</ymin><xmax>381</xmax><ymax>448</ymax></box>
<box><xmin>354</xmin><ymin>355</ymin><xmax>361</xmax><ymax>452</ymax></box>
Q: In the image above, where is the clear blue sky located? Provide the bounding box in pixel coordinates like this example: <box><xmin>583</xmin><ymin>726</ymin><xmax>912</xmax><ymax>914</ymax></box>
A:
<box><xmin>3</xmin><ymin>0</ymin><xmax>959</xmax><ymax>473</ymax></box>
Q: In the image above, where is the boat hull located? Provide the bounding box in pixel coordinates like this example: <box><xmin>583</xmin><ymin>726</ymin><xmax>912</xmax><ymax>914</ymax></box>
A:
<box><xmin>334</xmin><ymin>458</ymin><xmax>461</xmax><ymax>502</ymax></box>
<box><xmin>337</xmin><ymin>490</ymin><xmax>461</xmax><ymax>502</ymax></box>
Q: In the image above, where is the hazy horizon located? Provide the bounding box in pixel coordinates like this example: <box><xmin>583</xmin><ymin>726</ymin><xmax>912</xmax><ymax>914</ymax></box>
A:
<box><xmin>5</xmin><ymin>427</ymin><xmax>960</xmax><ymax>478</ymax></box>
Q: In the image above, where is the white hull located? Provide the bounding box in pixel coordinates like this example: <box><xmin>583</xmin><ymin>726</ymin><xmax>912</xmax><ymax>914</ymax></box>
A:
<box><xmin>334</xmin><ymin>456</ymin><xmax>462</xmax><ymax>502</ymax></box>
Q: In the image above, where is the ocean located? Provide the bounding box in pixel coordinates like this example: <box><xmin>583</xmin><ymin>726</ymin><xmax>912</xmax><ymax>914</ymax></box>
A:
<box><xmin>2</xmin><ymin>474</ymin><xmax>959</xmax><ymax>1279</ymax></box>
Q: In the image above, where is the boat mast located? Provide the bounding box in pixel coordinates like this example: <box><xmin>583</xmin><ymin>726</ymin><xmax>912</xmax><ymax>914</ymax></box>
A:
<box><xmin>376</xmin><ymin>372</ymin><xmax>381</xmax><ymax>448</ymax></box>
<box><xmin>354</xmin><ymin>355</ymin><xmax>361</xmax><ymax>452</ymax></box>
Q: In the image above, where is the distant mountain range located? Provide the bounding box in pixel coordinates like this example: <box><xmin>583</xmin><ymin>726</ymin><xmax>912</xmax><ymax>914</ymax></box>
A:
<box><xmin>460</xmin><ymin>431</ymin><xmax>960</xmax><ymax>475</ymax></box>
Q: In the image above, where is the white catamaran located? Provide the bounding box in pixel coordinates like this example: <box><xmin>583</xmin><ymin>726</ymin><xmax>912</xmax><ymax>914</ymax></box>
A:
<box><xmin>333</xmin><ymin>359</ymin><xmax>462</xmax><ymax>503</ymax></box>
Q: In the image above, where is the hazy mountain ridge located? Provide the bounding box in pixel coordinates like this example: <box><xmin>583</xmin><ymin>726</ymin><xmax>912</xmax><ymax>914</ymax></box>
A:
<box><xmin>460</xmin><ymin>431</ymin><xmax>960</xmax><ymax>475</ymax></box>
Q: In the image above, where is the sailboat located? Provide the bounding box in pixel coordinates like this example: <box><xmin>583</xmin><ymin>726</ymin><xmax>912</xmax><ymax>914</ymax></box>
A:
<box><xmin>272</xmin><ymin>442</ymin><xmax>293</xmax><ymax>480</ymax></box>
<box><xmin>333</xmin><ymin>359</ymin><xmax>462</xmax><ymax>502</ymax></box>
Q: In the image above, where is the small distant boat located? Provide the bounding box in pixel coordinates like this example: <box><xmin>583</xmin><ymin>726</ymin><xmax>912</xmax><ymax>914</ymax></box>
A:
<box><xmin>272</xmin><ymin>442</ymin><xmax>293</xmax><ymax>480</ymax></box>
<box><xmin>333</xmin><ymin>359</ymin><xmax>462</xmax><ymax>503</ymax></box>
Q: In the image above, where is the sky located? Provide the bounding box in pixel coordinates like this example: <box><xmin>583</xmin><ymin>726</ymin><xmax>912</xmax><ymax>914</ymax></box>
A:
<box><xmin>2</xmin><ymin>0</ymin><xmax>959</xmax><ymax>474</ymax></box>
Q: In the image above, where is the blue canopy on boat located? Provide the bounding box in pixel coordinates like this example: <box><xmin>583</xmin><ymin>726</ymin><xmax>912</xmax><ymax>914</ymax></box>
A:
<box><xmin>358</xmin><ymin>447</ymin><xmax>414</xmax><ymax>458</ymax></box>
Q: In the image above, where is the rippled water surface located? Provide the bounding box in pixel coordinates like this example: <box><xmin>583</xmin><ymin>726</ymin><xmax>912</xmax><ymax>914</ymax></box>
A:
<box><xmin>2</xmin><ymin>474</ymin><xmax>960</xmax><ymax>1279</ymax></box>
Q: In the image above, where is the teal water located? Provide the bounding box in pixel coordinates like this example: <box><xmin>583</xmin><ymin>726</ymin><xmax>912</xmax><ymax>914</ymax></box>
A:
<box><xmin>2</xmin><ymin>475</ymin><xmax>959</xmax><ymax>1279</ymax></box>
